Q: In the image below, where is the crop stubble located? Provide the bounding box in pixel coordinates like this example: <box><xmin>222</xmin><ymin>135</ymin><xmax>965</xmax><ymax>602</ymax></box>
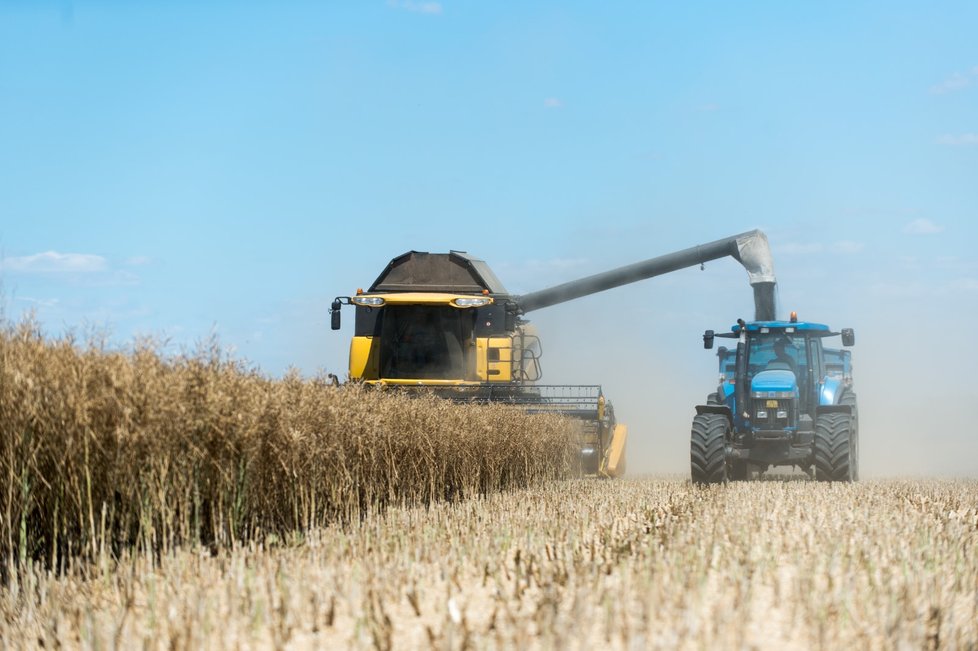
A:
<box><xmin>3</xmin><ymin>478</ymin><xmax>977</xmax><ymax>649</ymax></box>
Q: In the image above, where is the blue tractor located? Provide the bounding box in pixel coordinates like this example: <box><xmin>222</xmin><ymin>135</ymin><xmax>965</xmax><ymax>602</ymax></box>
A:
<box><xmin>692</xmin><ymin>313</ymin><xmax>858</xmax><ymax>483</ymax></box>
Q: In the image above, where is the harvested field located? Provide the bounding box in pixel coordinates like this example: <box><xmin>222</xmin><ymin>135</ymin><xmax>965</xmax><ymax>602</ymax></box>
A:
<box><xmin>3</xmin><ymin>322</ymin><xmax>977</xmax><ymax>649</ymax></box>
<box><xmin>2</xmin><ymin>478</ymin><xmax>977</xmax><ymax>649</ymax></box>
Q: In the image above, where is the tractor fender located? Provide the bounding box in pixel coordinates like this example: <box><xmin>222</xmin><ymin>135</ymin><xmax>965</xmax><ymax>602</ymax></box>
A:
<box><xmin>695</xmin><ymin>404</ymin><xmax>734</xmax><ymax>425</ymax></box>
<box><xmin>819</xmin><ymin>376</ymin><xmax>843</xmax><ymax>406</ymax></box>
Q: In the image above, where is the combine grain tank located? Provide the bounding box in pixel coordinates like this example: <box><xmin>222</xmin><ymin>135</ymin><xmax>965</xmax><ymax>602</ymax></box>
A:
<box><xmin>331</xmin><ymin>230</ymin><xmax>777</xmax><ymax>477</ymax></box>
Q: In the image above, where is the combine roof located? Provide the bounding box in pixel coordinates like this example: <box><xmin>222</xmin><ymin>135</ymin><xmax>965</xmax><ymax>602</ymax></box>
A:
<box><xmin>368</xmin><ymin>251</ymin><xmax>509</xmax><ymax>295</ymax></box>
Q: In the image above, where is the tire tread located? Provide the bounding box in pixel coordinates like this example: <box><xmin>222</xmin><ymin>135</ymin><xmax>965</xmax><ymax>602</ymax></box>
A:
<box><xmin>813</xmin><ymin>412</ymin><xmax>853</xmax><ymax>482</ymax></box>
<box><xmin>691</xmin><ymin>414</ymin><xmax>729</xmax><ymax>484</ymax></box>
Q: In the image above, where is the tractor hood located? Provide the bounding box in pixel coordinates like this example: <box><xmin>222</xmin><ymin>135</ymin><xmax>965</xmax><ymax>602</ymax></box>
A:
<box><xmin>751</xmin><ymin>370</ymin><xmax>798</xmax><ymax>396</ymax></box>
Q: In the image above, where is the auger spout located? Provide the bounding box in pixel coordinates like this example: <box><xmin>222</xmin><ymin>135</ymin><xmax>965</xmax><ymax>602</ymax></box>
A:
<box><xmin>516</xmin><ymin>229</ymin><xmax>777</xmax><ymax>321</ymax></box>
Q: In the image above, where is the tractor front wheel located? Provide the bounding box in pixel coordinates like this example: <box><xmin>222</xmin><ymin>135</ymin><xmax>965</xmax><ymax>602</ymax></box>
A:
<box><xmin>813</xmin><ymin>412</ymin><xmax>855</xmax><ymax>482</ymax></box>
<box><xmin>690</xmin><ymin>413</ymin><xmax>730</xmax><ymax>484</ymax></box>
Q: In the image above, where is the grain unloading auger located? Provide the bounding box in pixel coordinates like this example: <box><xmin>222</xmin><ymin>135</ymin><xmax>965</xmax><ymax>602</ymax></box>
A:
<box><xmin>330</xmin><ymin>229</ymin><xmax>777</xmax><ymax>478</ymax></box>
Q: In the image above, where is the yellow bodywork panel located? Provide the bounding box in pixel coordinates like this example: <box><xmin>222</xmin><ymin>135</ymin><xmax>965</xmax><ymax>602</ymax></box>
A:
<box><xmin>600</xmin><ymin>424</ymin><xmax>628</xmax><ymax>478</ymax></box>
<box><xmin>364</xmin><ymin>379</ymin><xmax>485</xmax><ymax>387</ymax></box>
<box><xmin>476</xmin><ymin>337</ymin><xmax>513</xmax><ymax>382</ymax></box>
<box><xmin>357</xmin><ymin>293</ymin><xmax>494</xmax><ymax>306</ymax></box>
<box><xmin>349</xmin><ymin>336</ymin><xmax>379</xmax><ymax>380</ymax></box>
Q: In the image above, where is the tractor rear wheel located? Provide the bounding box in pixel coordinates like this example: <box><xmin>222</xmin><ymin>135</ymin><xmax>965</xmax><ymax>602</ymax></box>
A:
<box><xmin>840</xmin><ymin>392</ymin><xmax>860</xmax><ymax>480</ymax></box>
<box><xmin>813</xmin><ymin>412</ymin><xmax>855</xmax><ymax>482</ymax></box>
<box><xmin>690</xmin><ymin>413</ymin><xmax>729</xmax><ymax>484</ymax></box>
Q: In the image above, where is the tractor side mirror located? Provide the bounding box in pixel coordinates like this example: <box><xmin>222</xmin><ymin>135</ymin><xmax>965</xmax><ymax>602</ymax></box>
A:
<box><xmin>841</xmin><ymin>328</ymin><xmax>855</xmax><ymax>347</ymax></box>
<box><xmin>703</xmin><ymin>330</ymin><xmax>715</xmax><ymax>349</ymax></box>
<box><xmin>330</xmin><ymin>299</ymin><xmax>342</xmax><ymax>330</ymax></box>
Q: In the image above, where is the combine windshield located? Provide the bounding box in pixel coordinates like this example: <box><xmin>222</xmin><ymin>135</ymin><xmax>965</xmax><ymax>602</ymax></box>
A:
<box><xmin>378</xmin><ymin>305</ymin><xmax>475</xmax><ymax>379</ymax></box>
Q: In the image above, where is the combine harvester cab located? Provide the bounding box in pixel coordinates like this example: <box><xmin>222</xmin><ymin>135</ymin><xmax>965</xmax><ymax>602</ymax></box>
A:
<box><xmin>694</xmin><ymin>313</ymin><xmax>858</xmax><ymax>483</ymax></box>
<box><xmin>329</xmin><ymin>251</ymin><xmax>627</xmax><ymax>477</ymax></box>
<box><xmin>330</xmin><ymin>230</ymin><xmax>778</xmax><ymax>478</ymax></box>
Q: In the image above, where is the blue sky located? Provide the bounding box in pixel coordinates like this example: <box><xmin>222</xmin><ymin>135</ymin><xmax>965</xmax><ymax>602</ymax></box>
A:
<box><xmin>2</xmin><ymin>2</ymin><xmax>976</xmax><ymax>475</ymax></box>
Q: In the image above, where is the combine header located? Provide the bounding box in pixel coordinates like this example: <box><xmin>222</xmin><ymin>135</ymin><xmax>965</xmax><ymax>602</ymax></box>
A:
<box><xmin>331</xmin><ymin>230</ymin><xmax>777</xmax><ymax>477</ymax></box>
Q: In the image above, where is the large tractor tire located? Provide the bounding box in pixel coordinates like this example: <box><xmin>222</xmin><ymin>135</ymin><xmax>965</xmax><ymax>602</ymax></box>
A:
<box><xmin>813</xmin><ymin>412</ymin><xmax>855</xmax><ymax>482</ymax></box>
<box><xmin>840</xmin><ymin>391</ymin><xmax>859</xmax><ymax>424</ymax></box>
<box><xmin>840</xmin><ymin>391</ymin><xmax>860</xmax><ymax>480</ymax></box>
<box><xmin>691</xmin><ymin>413</ymin><xmax>729</xmax><ymax>484</ymax></box>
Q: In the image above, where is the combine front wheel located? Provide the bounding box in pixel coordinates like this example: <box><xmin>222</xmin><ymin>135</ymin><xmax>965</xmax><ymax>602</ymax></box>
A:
<box><xmin>813</xmin><ymin>413</ymin><xmax>855</xmax><ymax>482</ymax></box>
<box><xmin>690</xmin><ymin>413</ymin><xmax>730</xmax><ymax>484</ymax></box>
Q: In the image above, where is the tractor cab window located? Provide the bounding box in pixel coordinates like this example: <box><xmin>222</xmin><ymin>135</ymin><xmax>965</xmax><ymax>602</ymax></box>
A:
<box><xmin>378</xmin><ymin>305</ymin><xmax>476</xmax><ymax>380</ymax></box>
<box><xmin>747</xmin><ymin>333</ymin><xmax>807</xmax><ymax>379</ymax></box>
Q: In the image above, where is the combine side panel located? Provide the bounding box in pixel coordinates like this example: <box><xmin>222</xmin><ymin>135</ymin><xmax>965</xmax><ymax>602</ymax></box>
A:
<box><xmin>601</xmin><ymin>424</ymin><xmax>628</xmax><ymax>478</ymax></box>
<box><xmin>349</xmin><ymin>336</ymin><xmax>378</xmax><ymax>380</ymax></box>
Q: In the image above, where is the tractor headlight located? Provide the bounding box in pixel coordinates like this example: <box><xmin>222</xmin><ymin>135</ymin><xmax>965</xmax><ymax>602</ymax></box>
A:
<box><xmin>752</xmin><ymin>390</ymin><xmax>796</xmax><ymax>399</ymax></box>
<box><xmin>776</xmin><ymin>410</ymin><xmax>788</xmax><ymax>419</ymax></box>
<box><xmin>757</xmin><ymin>410</ymin><xmax>768</xmax><ymax>419</ymax></box>
<box><xmin>351</xmin><ymin>296</ymin><xmax>385</xmax><ymax>307</ymax></box>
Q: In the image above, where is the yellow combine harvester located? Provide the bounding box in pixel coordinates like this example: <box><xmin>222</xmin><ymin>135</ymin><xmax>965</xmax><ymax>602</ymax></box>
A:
<box><xmin>330</xmin><ymin>230</ymin><xmax>777</xmax><ymax>478</ymax></box>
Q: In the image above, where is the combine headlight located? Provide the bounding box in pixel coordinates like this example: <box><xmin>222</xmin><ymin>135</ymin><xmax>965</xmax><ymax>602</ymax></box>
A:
<box><xmin>581</xmin><ymin>447</ymin><xmax>596</xmax><ymax>457</ymax></box>
<box><xmin>757</xmin><ymin>410</ymin><xmax>768</xmax><ymax>419</ymax></box>
<box><xmin>452</xmin><ymin>297</ymin><xmax>492</xmax><ymax>307</ymax></box>
<box><xmin>351</xmin><ymin>296</ymin><xmax>385</xmax><ymax>306</ymax></box>
<box><xmin>776</xmin><ymin>410</ymin><xmax>788</xmax><ymax>419</ymax></box>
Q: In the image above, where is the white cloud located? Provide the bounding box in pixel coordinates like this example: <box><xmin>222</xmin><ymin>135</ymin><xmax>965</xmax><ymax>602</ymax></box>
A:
<box><xmin>524</xmin><ymin>257</ymin><xmax>589</xmax><ymax>271</ymax></box>
<box><xmin>388</xmin><ymin>0</ymin><xmax>442</xmax><ymax>14</ymax></box>
<box><xmin>930</xmin><ymin>72</ymin><xmax>973</xmax><ymax>94</ymax></box>
<box><xmin>2</xmin><ymin>251</ymin><xmax>108</xmax><ymax>273</ymax></box>
<box><xmin>936</xmin><ymin>256</ymin><xmax>978</xmax><ymax>275</ymax></box>
<box><xmin>936</xmin><ymin>133</ymin><xmax>978</xmax><ymax>146</ymax></box>
<box><xmin>15</xmin><ymin>296</ymin><xmax>59</xmax><ymax>307</ymax></box>
<box><xmin>544</xmin><ymin>97</ymin><xmax>563</xmax><ymax>109</ymax></box>
<box><xmin>494</xmin><ymin>257</ymin><xmax>591</xmax><ymax>293</ymax></box>
<box><xmin>777</xmin><ymin>242</ymin><xmax>823</xmax><ymax>255</ymax></box>
<box><xmin>903</xmin><ymin>219</ymin><xmax>944</xmax><ymax>235</ymax></box>
<box><xmin>125</xmin><ymin>256</ymin><xmax>152</xmax><ymax>266</ymax></box>
<box><xmin>950</xmin><ymin>278</ymin><xmax>978</xmax><ymax>292</ymax></box>
<box><xmin>832</xmin><ymin>240</ymin><xmax>864</xmax><ymax>254</ymax></box>
<box><xmin>869</xmin><ymin>281</ymin><xmax>930</xmax><ymax>299</ymax></box>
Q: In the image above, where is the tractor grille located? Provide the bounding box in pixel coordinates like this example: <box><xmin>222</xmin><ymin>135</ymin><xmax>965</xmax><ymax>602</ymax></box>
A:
<box><xmin>751</xmin><ymin>398</ymin><xmax>794</xmax><ymax>429</ymax></box>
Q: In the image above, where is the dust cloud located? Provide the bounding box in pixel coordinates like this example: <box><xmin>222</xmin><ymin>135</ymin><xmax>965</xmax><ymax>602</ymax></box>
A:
<box><xmin>526</xmin><ymin>278</ymin><xmax>978</xmax><ymax>479</ymax></box>
<box><xmin>316</xmin><ymin>248</ymin><xmax>978</xmax><ymax>479</ymax></box>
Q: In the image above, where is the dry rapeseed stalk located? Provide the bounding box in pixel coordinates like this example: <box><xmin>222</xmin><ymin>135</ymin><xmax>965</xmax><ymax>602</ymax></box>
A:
<box><xmin>0</xmin><ymin>317</ymin><xmax>576</xmax><ymax>570</ymax></box>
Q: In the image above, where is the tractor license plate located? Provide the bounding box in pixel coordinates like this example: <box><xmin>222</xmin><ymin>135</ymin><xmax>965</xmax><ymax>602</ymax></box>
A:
<box><xmin>766</xmin><ymin>399</ymin><xmax>779</xmax><ymax>408</ymax></box>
